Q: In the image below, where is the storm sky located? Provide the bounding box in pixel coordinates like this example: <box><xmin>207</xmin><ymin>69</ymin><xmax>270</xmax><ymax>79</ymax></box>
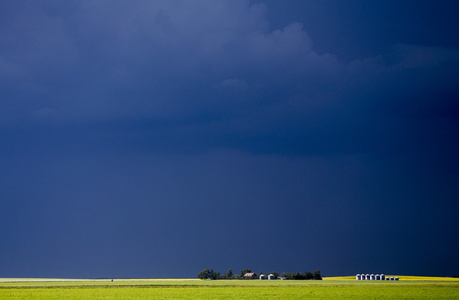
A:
<box><xmin>1</xmin><ymin>0</ymin><xmax>458</xmax><ymax>278</ymax></box>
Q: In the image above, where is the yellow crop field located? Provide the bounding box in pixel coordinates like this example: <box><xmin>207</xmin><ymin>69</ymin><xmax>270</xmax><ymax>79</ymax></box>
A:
<box><xmin>323</xmin><ymin>275</ymin><xmax>459</xmax><ymax>281</ymax></box>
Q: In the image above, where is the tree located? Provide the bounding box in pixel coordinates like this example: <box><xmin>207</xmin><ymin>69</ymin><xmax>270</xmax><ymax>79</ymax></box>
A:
<box><xmin>292</xmin><ymin>272</ymin><xmax>306</xmax><ymax>280</ymax></box>
<box><xmin>197</xmin><ymin>269</ymin><xmax>210</xmax><ymax>279</ymax></box>
<box><xmin>312</xmin><ymin>270</ymin><xmax>322</xmax><ymax>280</ymax></box>
<box><xmin>305</xmin><ymin>272</ymin><xmax>313</xmax><ymax>280</ymax></box>
<box><xmin>197</xmin><ymin>269</ymin><xmax>219</xmax><ymax>280</ymax></box>
<box><xmin>226</xmin><ymin>269</ymin><xmax>233</xmax><ymax>278</ymax></box>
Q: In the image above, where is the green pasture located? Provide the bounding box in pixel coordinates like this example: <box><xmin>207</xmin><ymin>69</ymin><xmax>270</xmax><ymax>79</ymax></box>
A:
<box><xmin>1</xmin><ymin>278</ymin><xmax>458</xmax><ymax>299</ymax></box>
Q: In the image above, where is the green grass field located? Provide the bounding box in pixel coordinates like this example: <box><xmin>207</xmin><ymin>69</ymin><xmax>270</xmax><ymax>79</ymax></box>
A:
<box><xmin>1</xmin><ymin>277</ymin><xmax>458</xmax><ymax>299</ymax></box>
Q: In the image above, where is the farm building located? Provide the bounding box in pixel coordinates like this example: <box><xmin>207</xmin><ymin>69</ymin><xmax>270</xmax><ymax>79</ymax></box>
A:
<box><xmin>243</xmin><ymin>272</ymin><xmax>257</xmax><ymax>279</ymax></box>
<box><xmin>356</xmin><ymin>273</ymin><xmax>389</xmax><ymax>281</ymax></box>
<box><xmin>268</xmin><ymin>274</ymin><xmax>275</xmax><ymax>280</ymax></box>
<box><xmin>259</xmin><ymin>274</ymin><xmax>265</xmax><ymax>280</ymax></box>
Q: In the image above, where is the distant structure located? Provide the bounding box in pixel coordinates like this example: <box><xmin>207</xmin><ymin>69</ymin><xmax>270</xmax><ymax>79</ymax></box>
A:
<box><xmin>268</xmin><ymin>274</ymin><xmax>275</xmax><ymax>280</ymax></box>
<box><xmin>356</xmin><ymin>274</ymin><xmax>397</xmax><ymax>281</ymax></box>
<box><xmin>259</xmin><ymin>274</ymin><xmax>265</xmax><ymax>280</ymax></box>
<box><xmin>243</xmin><ymin>272</ymin><xmax>257</xmax><ymax>279</ymax></box>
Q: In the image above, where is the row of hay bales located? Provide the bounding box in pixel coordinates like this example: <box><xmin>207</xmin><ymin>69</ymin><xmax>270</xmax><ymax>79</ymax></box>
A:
<box><xmin>356</xmin><ymin>274</ymin><xmax>399</xmax><ymax>281</ymax></box>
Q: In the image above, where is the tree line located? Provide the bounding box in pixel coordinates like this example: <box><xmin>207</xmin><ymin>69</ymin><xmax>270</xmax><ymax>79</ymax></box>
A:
<box><xmin>197</xmin><ymin>268</ymin><xmax>321</xmax><ymax>280</ymax></box>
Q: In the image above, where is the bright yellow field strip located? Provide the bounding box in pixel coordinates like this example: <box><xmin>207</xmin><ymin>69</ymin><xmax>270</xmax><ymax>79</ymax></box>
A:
<box><xmin>394</xmin><ymin>276</ymin><xmax>459</xmax><ymax>281</ymax></box>
<box><xmin>0</xmin><ymin>278</ymin><xmax>199</xmax><ymax>282</ymax></box>
<box><xmin>323</xmin><ymin>275</ymin><xmax>459</xmax><ymax>281</ymax></box>
<box><xmin>0</xmin><ymin>278</ymin><xmax>97</xmax><ymax>282</ymax></box>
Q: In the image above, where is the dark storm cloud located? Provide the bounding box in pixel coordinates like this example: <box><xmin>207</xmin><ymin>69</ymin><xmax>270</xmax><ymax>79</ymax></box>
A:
<box><xmin>1</xmin><ymin>1</ymin><xmax>336</xmax><ymax>121</ymax></box>
<box><xmin>2</xmin><ymin>0</ymin><xmax>458</xmax><ymax>157</ymax></box>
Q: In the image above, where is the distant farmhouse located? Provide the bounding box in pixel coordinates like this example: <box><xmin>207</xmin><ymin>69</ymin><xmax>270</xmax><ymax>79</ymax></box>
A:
<box><xmin>243</xmin><ymin>272</ymin><xmax>257</xmax><ymax>279</ymax></box>
<box><xmin>198</xmin><ymin>269</ymin><xmax>321</xmax><ymax>280</ymax></box>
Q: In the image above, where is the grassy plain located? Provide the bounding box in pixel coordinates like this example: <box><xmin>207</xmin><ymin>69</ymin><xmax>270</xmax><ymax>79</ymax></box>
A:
<box><xmin>1</xmin><ymin>278</ymin><xmax>458</xmax><ymax>299</ymax></box>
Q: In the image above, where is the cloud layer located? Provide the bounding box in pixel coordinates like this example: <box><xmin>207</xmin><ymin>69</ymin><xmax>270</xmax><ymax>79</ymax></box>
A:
<box><xmin>2</xmin><ymin>1</ymin><xmax>458</xmax><ymax>156</ymax></box>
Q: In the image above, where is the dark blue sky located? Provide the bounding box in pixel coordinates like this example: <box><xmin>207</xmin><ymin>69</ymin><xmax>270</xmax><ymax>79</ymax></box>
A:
<box><xmin>1</xmin><ymin>0</ymin><xmax>458</xmax><ymax>278</ymax></box>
